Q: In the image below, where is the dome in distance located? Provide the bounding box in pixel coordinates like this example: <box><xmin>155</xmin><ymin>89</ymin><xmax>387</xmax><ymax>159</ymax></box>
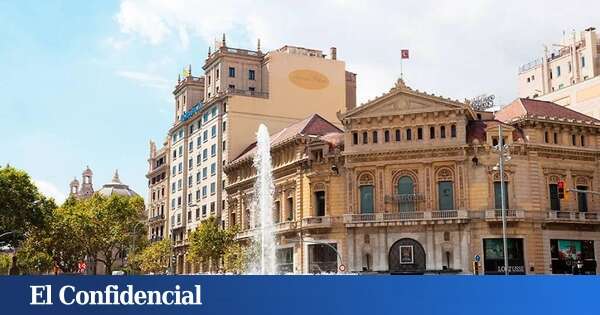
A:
<box><xmin>97</xmin><ymin>170</ymin><xmax>139</xmax><ymax>197</ymax></box>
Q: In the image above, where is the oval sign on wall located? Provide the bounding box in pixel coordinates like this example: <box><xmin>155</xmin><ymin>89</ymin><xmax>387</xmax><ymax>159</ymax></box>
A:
<box><xmin>288</xmin><ymin>69</ymin><xmax>329</xmax><ymax>90</ymax></box>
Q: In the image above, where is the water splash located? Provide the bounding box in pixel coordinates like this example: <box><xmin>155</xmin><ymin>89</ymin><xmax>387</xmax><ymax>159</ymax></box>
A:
<box><xmin>249</xmin><ymin>124</ymin><xmax>276</xmax><ymax>274</ymax></box>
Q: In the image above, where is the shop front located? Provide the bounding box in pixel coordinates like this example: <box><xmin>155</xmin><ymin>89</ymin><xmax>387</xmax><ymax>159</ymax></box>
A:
<box><xmin>483</xmin><ymin>238</ymin><xmax>526</xmax><ymax>275</ymax></box>
<box><xmin>550</xmin><ymin>239</ymin><xmax>597</xmax><ymax>275</ymax></box>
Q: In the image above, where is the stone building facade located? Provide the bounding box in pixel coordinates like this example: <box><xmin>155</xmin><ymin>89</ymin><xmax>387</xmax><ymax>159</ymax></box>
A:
<box><xmin>146</xmin><ymin>36</ymin><xmax>357</xmax><ymax>274</ymax></box>
<box><xmin>224</xmin><ymin>114</ymin><xmax>347</xmax><ymax>273</ymax></box>
<box><xmin>225</xmin><ymin>79</ymin><xmax>600</xmax><ymax>275</ymax></box>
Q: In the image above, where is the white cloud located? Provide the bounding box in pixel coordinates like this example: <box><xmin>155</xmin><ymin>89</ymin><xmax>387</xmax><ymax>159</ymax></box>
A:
<box><xmin>116</xmin><ymin>70</ymin><xmax>170</xmax><ymax>89</ymax></box>
<box><xmin>113</xmin><ymin>0</ymin><xmax>600</xmax><ymax>104</ymax></box>
<box><xmin>34</xmin><ymin>179</ymin><xmax>66</xmax><ymax>204</ymax></box>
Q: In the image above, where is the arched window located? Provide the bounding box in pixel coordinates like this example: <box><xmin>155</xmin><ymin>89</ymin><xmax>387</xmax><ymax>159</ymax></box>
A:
<box><xmin>358</xmin><ymin>173</ymin><xmax>375</xmax><ymax>214</ymax></box>
<box><xmin>436</xmin><ymin>168</ymin><xmax>454</xmax><ymax>210</ymax></box>
<box><xmin>397</xmin><ymin>176</ymin><xmax>415</xmax><ymax>212</ymax></box>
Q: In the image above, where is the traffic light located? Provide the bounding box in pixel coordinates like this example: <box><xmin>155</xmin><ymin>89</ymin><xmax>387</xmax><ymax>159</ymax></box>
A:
<box><xmin>557</xmin><ymin>180</ymin><xmax>565</xmax><ymax>199</ymax></box>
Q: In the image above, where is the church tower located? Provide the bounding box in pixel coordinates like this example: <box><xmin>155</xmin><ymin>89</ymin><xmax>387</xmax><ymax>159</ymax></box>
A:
<box><xmin>69</xmin><ymin>177</ymin><xmax>80</xmax><ymax>196</ymax></box>
<box><xmin>79</xmin><ymin>166</ymin><xmax>95</xmax><ymax>198</ymax></box>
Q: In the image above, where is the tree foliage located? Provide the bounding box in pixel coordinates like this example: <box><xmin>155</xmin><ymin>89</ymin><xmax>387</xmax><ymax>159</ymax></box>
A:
<box><xmin>0</xmin><ymin>166</ymin><xmax>55</xmax><ymax>248</ymax></box>
<box><xmin>134</xmin><ymin>238</ymin><xmax>171</xmax><ymax>274</ymax></box>
<box><xmin>22</xmin><ymin>194</ymin><xmax>146</xmax><ymax>274</ymax></box>
<box><xmin>186</xmin><ymin>217</ymin><xmax>237</xmax><ymax>272</ymax></box>
<box><xmin>222</xmin><ymin>242</ymin><xmax>248</xmax><ymax>274</ymax></box>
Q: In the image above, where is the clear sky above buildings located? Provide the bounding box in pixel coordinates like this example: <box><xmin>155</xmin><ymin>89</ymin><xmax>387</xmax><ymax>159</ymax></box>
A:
<box><xmin>1</xmin><ymin>0</ymin><xmax>599</xmax><ymax>203</ymax></box>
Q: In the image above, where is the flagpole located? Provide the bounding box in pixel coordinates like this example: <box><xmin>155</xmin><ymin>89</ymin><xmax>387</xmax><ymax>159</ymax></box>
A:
<box><xmin>400</xmin><ymin>57</ymin><xmax>404</xmax><ymax>80</ymax></box>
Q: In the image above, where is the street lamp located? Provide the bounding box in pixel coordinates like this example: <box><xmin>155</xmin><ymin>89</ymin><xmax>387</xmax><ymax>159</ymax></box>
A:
<box><xmin>492</xmin><ymin>124</ymin><xmax>511</xmax><ymax>276</ymax></box>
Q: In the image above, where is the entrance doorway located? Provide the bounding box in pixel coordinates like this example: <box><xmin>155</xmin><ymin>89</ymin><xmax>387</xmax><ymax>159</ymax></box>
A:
<box><xmin>388</xmin><ymin>238</ymin><xmax>426</xmax><ymax>274</ymax></box>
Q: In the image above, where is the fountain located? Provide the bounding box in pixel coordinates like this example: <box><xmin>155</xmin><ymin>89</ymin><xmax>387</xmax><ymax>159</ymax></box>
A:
<box><xmin>248</xmin><ymin>124</ymin><xmax>277</xmax><ymax>274</ymax></box>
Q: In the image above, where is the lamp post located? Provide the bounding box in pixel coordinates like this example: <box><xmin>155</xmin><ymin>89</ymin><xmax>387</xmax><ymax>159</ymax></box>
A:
<box><xmin>494</xmin><ymin>124</ymin><xmax>511</xmax><ymax>276</ymax></box>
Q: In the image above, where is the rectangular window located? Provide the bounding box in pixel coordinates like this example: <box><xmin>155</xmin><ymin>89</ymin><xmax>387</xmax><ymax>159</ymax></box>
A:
<box><xmin>556</xmin><ymin>66</ymin><xmax>561</xmax><ymax>77</ymax></box>
<box><xmin>178</xmin><ymin>146</ymin><xmax>183</xmax><ymax>157</ymax></box>
<box><xmin>202</xmin><ymin>186</ymin><xmax>207</xmax><ymax>198</ymax></box>
<box><xmin>222</xmin><ymin>121</ymin><xmax>227</xmax><ymax>132</ymax></box>
<box><xmin>188</xmin><ymin>141</ymin><xmax>193</xmax><ymax>152</ymax></box>
<box><xmin>171</xmin><ymin>182</ymin><xmax>176</xmax><ymax>193</ymax></box>
<box><xmin>177</xmin><ymin>179</ymin><xmax>182</xmax><ymax>190</ymax></box>
<box><xmin>417</xmin><ymin>127</ymin><xmax>423</xmax><ymax>140</ymax></box>
<box><xmin>406</xmin><ymin>129</ymin><xmax>412</xmax><ymax>141</ymax></box>
<box><xmin>248</xmin><ymin>69</ymin><xmax>255</xmax><ymax>80</ymax></box>
<box><xmin>211</xmin><ymin>125</ymin><xmax>217</xmax><ymax>138</ymax></box>
<box><xmin>440</xmin><ymin>126</ymin><xmax>446</xmax><ymax>139</ymax></box>
<box><xmin>553</xmin><ymin>132</ymin><xmax>558</xmax><ymax>144</ymax></box>
<box><xmin>210</xmin><ymin>202</ymin><xmax>215</xmax><ymax>213</ymax></box>
<box><xmin>577</xmin><ymin>185</ymin><xmax>588</xmax><ymax>212</ymax></box>
<box><xmin>210</xmin><ymin>182</ymin><xmax>216</xmax><ymax>195</ymax></box>
<box><xmin>544</xmin><ymin>131</ymin><xmax>549</xmax><ymax>143</ymax></box>
<box><xmin>314</xmin><ymin>191</ymin><xmax>326</xmax><ymax>216</ymax></box>
<box><xmin>172</xmin><ymin>166</ymin><xmax>176</xmax><ymax>176</ymax></box>
<box><xmin>384</xmin><ymin>130</ymin><xmax>390</xmax><ymax>142</ymax></box>
<box><xmin>429</xmin><ymin>126</ymin><xmax>435</xmax><ymax>139</ymax></box>
<box><xmin>195</xmin><ymin>207</ymin><xmax>200</xmax><ymax>220</ymax></box>
<box><xmin>203</xmin><ymin>130</ymin><xmax>208</xmax><ymax>142</ymax></box>
<box><xmin>249</xmin><ymin>87</ymin><xmax>255</xmax><ymax>92</ymax></box>
<box><xmin>494</xmin><ymin>182</ymin><xmax>509</xmax><ymax>209</ymax></box>
<box><xmin>451</xmin><ymin>125</ymin><xmax>456</xmax><ymax>138</ymax></box>
<box><xmin>395</xmin><ymin>129</ymin><xmax>401</xmax><ymax>141</ymax></box>
<box><xmin>202</xmin><ymin>205</ymin><xmax>207</xmax><ymax>216</ymax></box>
<box><xmin>196</xmin><ymin>172</ymin><xmax>201</xmax><ymax>183</ymax></box>
<box><xmin>580</xmin><ymin>135</ymin><xmax>585</xmax><ymax>147</ymax></box>
<box><xmin>362</xmin><ymin>132</ymin><xmax>368</xmax><ymax>144</ymax></box>
<box><xmin>352</xmin><ymin>132</ymin><xmax>358</xmax><ymax>145</ymax></box>
<box><xmin>372</xmin><ymin>131</ymin><xmax>378</xmax><ymax>143</ymax></box>
<box><xmin>196</xmin><ymin>154</ymin><xmax>201</xmax><ymax>165</ymax></box>
<box><xmin>223</xmin><ymin>140</ymin><xmax>226</xmax><ymax>151</ymax></box>
<box><xmin>203</xmin><ymin>149</ymin><xmax>208</xmax><ymax>160</ymax></box>
<box><xmin>549</xmin><ymin>184</ymin><xmax>560</xmax><ymax>211</ymax></box>
<box><xmin>202</xmin><ymin>167</ymin><xmax>207</xmax><ymax>179</ymax></box>
<box><xmin>178</xmin><ymin>162</ymin><xmax>182</xmax><ymax>173</ymax></box>
<box><xmin>211</xmin><ymin>106</ymin><xmax>217</xmax><ymax>117</ymax></box>
<box><xmin>211</xmin><ymin>163</ymin><xmax>216</xmax><ymax>176</ymax></box>
<box><xmin>581</xmin><ymin>56</ymin><xmax>586</xmax><ymax>68</ymax></box>
<box><xmin>211</xmin><ymin>144</ymin><xmax>216</xmax><ymax>156</ymax></box>
<box><xmin>572</xmin><ymin>134</ymin><xmax>577</xmax><ymax>145</ymax></box>
<box><xmin>188</xmin><ymin>175</ymin><xmax>192</xmax><ymax>187</ymax></box>
<box><xmin>229</xmin><ymin>67</ymin><xmax>235</xmax><ymax>77</ymax></box>
<box><xmin>188</xmin><ymin>158</ymin><xmax>193</xmax><ymax>169</ymax></box>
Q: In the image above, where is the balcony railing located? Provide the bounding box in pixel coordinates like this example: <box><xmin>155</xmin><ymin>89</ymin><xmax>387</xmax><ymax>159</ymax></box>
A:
<box><xmin>484</xmin><ymin>209</ymin><xmax>526</xmax><ymax>220</ymax></box>
<box><xmin>149</xmin><ymin>235</ymin><xmax>163</xmax><ymax>243</ymax></box>
<box><xmin>546</xmin><ymin>211</ymin><xmax>600</xmax><ymax>223</ymax></box>
<box><xmin>301</xmin><ymin>216</ymin><xmax>342</xmax><ymax>229</ymax></box>
<box><xmin>343</xmin><ymin>210</ymin><xmax>469</xmax><ymax>225</ymax></box>
<box><xmin>274</xmin><ymin>220</ymin><xmax>297</xmax><ymax>233</ymax></box>
<box><xmin>148</xmin><ymin>214</ymin><xmax>165</xmax><ymax>223</ymax></box>
<box><xmin>223</xmin><ymin>88</ymin><xmax>269</xmax><ymax>99</ymax></box>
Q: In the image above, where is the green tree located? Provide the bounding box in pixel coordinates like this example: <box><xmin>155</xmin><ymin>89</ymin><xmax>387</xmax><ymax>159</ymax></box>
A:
<box><xmin>79</xmin><ymin>194</ymin><xmax>146</xmax><ymax>274</ymax></box>
<box><xmin>186</xmin><ymin>217</ymin><xmax>237</xmax><ymax>272</ymax></box>
<box><xmin>16</xmin><ymin>236</ymin><xmax>53</xmax><ymax>274</ymax></box>
<box><xmin>223</xmin><ymin>242</ymin><xmax>248</xmax><ymax>274</ymax></box>
<box><xmin>0</xmin><ymin>254</ymin><xmax>10</xmax><ymax>275</ymax></box>
<box><xmin>134</xmin><ymin>239</ymin><xmax>171</xmax><ymax>274</ymax></box>
<box><xmin>0</xmin><ymin>166</ymin><xmax>55</xmax><ymax>248</ymax></box>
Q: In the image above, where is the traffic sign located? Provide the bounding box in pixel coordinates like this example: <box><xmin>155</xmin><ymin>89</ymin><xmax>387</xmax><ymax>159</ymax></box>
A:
<box><xmin>339</xmin><ymin>264</ymin><xmax>346</xmax><ymax>272</ymax></box>
<box><xmin>474</xmin><ymin>255</ymin><xmax>481</xmax><ymax>262</ymax></box>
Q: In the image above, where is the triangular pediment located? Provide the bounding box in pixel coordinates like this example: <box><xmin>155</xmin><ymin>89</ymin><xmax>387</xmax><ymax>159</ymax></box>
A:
<box><xmin>341</xmin><ymin>79</ymin><xmax>473</xmax><ymax>121</ymax></box>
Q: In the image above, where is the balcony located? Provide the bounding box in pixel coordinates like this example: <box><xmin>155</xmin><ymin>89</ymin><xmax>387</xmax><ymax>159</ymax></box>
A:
<box><xmin>222</xmin><ymin>88</ymin><xmax>269</xmax><ymax>99</ymax></box>
<box><xmin>235</xmin><ymin>221</ymin><xmax>299</xmax><ymax>240</ymax></box>
<box><xmin>546</xmin><ymin>211</ymin><xmax>600</xmax><ymax>224</ymax></box>
<box><xmin>301</xmin><ymin>216</ymin><xmax>342</xmax><ymax>229</ymax></box>
<box><xmin>484</xmin><ymin>209</ymin><xmax>526</xmax><ymax>221</ymax></box>
<box><xmin>343</xmin><ymin>210</ymin><xmax>469</xmax><ymax>227</ymax></box>
<box><xmin>148</xmin><ymin>214</ymin><xmax>165</xmax><ymax>224</ymax></box>
<box><xmin>149</xmin><ymin>235</ymin><xmax>163</xmax><ymax>243</ymax></box>
<box><xmin>274</xmin><ymin>220</ymin><xmax>297</xmax><ymax>233</ymax></box>
<box><xmin>173</xmin><ymin>239</ymin><xmax>188</xmax><ymax>248</ymax></box>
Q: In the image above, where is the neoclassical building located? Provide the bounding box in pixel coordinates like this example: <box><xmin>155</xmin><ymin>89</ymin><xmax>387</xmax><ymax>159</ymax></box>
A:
<box><xmin>224</xmin><ymin>114</ymin><xmax>346</xmax><ymax>274</ymax></box>
<box><xmin>339</xmin><ymin>80</ymin><xmax>600</xmax><ymax>275</ymax></box>
<box><xmin>225</xmin><ymin>79</ymin><xmax>600</xmax><ymax>275</ymax></box>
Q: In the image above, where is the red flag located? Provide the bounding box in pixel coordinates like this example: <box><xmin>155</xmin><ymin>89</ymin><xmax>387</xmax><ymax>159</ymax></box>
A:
<box><xmin>401</xmin><ymin>49</ymin><xmax>409</xmax><ymax>59</ymax></box>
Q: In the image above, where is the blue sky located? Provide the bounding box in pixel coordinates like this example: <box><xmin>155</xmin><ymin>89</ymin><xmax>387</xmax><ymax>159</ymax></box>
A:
<box><xmin>2</xmin><ymin>0</ymin><xmax>599</xmax><ymax>203</ymax></box>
